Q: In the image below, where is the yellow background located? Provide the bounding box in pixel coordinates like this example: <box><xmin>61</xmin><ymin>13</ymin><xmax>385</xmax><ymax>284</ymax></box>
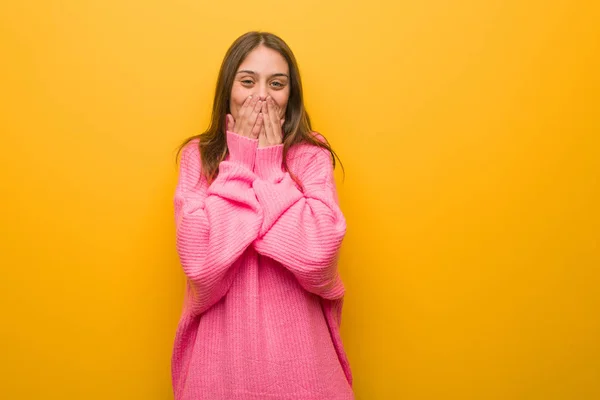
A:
<box><xmin>1</xmin><ymin>1</ymin><xmax>598</xmax><ymax>399</ymax></box>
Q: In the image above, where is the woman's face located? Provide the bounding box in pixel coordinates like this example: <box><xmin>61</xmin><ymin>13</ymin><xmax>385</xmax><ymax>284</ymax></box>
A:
<box><xmin>229</xmin><ymin>45</ymin><xmax>290</xmax><ymax>121</ymax></box>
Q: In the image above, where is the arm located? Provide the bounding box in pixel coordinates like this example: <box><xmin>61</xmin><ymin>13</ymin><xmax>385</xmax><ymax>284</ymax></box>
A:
<box><xmin>175</xmin><ymin>132</ymin><xmax>262</xmax><ymax>316</ymax></box>
<box><xmin>251</xmin><ymin>142</ymin><xmax>347</xmax><ymax>300</ymax></box>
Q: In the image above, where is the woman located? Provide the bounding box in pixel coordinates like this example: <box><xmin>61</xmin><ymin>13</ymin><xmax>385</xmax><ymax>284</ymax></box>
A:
<box><xmin>172</xmin><ymin>31</ymin><xmax>353</xmax><ymax>400</ymax></box>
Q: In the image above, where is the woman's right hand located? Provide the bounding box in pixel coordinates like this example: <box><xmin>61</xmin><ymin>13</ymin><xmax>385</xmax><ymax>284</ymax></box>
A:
<box><xmin>226</xmin><ymin>96</ymin><xmax>264</xmax><ymax>140</ymax></box>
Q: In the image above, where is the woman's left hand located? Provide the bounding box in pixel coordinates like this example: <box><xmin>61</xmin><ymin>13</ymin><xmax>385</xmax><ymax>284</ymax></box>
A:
<box><xmin>259</xmin><ymin>97</ymin><xmax>285</xmax><ymax>148</ymax></box>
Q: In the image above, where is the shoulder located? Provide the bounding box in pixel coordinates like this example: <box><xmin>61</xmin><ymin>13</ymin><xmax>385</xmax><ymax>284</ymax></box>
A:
<box><xmin>311</xmin><ymin>131</ymin><xmax>328</xmax><ymax>144</ymax></box>
<box><xmin>179</xmin><ymin>139</ymin><xmax>201</xmax><ymax>167</ymax></box>
<box><xmin>288</xmin><ymin>131</ymin><xmax>332</xmax><ymax>160</ymax></box>
<box><xmin>177</xmin><ymin>139</ymin><xmax>204</xmax><ymax>185</ymax></box>
<box><xmin>287</xmin><ymin>131</ymin><xmax>334</xmax><ymax>174</ymax></box>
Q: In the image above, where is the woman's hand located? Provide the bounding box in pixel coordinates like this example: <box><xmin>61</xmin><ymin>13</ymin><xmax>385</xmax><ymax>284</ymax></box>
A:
<box><xmin>259</xmin><ymin>96</ymin><xmax>285</xmax><ymax>148</ymax></box>
<box><xmin>226</xmin><ymin>95</ymin><xmax>264</xmax><ymax>139</ymax></box>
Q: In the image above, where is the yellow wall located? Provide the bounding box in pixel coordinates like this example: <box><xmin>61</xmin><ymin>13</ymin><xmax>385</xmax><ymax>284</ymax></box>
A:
<box><xmin>1</xmin><ymin>1</ymin><xmax>598</xmax><ymax>399</ymax></box>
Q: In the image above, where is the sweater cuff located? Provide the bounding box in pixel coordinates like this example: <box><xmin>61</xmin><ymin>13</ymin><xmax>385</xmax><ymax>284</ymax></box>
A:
<box><xmin>255</xmin><ymin>144</ymin><xmax>285</xmax><ymax>182</ymax></box>
<box><xmin>226</xmin><ymin>130</ymin><xmax>258</xmax><ymax>170</ymax></box>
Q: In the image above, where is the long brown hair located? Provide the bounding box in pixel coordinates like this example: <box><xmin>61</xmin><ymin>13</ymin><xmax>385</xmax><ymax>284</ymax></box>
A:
<box><xmin>176</xmin><ymin>31</ymin><xmax>342</xmax><ymax>186</ymax></box>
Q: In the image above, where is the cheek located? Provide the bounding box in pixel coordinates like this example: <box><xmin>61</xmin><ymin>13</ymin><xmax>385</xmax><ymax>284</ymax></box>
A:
<box><xmin>229</xmin><ymin>86</ymin><xmax>248</xmax><ymax>118</ymax></box>
<box><xmin>272</xmin><ymin>92</ymin><xmax>290</xmax><ymax>117</ymax></box>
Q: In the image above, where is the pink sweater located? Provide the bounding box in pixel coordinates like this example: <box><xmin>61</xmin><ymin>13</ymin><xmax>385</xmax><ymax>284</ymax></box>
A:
<box><xmin>171</xmin><ymin>131</ymin><xmax>354</xmax><ymax>400</ymax></box>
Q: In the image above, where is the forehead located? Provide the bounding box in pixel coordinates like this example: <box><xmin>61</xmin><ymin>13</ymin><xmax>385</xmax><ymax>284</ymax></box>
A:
<box><xmin>238</xmin><ymin>45</ymin><xmax>289</xmax><ymax>74</ymax></box>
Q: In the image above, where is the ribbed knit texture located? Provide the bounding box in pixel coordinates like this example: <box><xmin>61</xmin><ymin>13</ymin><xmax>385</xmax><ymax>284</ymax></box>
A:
<box><xmin>171</xmin><ymin>131</ymin><xmax>353</xmax><ymax>400</ymax></box>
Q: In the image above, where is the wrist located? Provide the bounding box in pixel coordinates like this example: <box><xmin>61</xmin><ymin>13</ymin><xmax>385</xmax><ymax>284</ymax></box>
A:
<box><xmin>226</xmin><ymin>130</ymin><xmax>258</xmax><ymax>170</ymax></box>
<box><xmin>254</xmin><ymin>144</ymin><xmax>285</xmax><ymax>182</ymax></box>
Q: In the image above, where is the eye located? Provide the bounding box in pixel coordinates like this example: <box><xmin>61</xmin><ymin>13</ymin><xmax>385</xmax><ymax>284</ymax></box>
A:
<box><xmin>270</xmin><ymin>81</ymin><xmax>285</xmax><ymax>89</ymax></box>
<box><xmin>241</xmin><ymin>79</ymin><xmax>254</xmax><ymax>86</ymax></box>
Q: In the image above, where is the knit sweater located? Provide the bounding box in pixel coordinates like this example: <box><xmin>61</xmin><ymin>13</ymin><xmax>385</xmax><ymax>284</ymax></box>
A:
<box><xmin>170</xmin><ymin>130</ymin><xmax>353</xmax><ymax>400</ymax></box>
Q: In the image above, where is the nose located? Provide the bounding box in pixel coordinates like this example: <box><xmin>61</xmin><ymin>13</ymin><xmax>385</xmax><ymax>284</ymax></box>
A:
<box><xmin>255</xmin><ymin>82</ymin><xmax>268</xmax><ymax>101</ymax></box>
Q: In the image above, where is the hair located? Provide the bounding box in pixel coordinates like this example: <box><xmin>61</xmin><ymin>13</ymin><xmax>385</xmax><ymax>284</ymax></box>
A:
<box><xmin>176</xmin><ymin>31</ymin><xmax>342</xmax><ymax>187</ymax></box>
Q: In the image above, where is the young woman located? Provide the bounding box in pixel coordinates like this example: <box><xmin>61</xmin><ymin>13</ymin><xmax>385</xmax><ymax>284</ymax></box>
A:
<box><xmin>171</xmin><ymin>31</ymin><xmax>353</xmax><ymax>400</ymax></box>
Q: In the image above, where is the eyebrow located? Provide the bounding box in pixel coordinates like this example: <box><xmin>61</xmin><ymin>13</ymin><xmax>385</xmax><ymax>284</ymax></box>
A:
<box><xmin>236</xmin><ymin>70</ymin><xmax>289</xmax><ymax>78</ymax></box>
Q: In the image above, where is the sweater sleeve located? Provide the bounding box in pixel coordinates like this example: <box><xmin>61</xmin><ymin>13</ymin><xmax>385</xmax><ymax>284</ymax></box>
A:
<box><xmin>174</xmin><ymin>132</ymin><xmax>262</xmax><ymax>316</ymax></box>
<box><xmin>251</xmin><ymin>142</ymin><xmax>347</xmax><ymax>300</ymax></box>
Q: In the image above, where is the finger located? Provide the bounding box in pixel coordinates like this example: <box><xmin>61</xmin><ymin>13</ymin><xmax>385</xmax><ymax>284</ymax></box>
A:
<box><xmin>236</xmin><ymin>95</ymin><xmax>256</xmax><ymax>131</ymax></box>
<box><xmin>226</xmin><ymin>114</ymin><xmax>235</xmax><ymax>131</ymax></box>
<box><xmin>244</xmin><ymin>99</ymin><xmax>263</xmax><ymax>136</ymax></box>
<box><xmin>251</xmin><ymin>112</ymin><xmax>263</xmax><ymax>139</ymax></box>
<box><xmin>263</xmin><ymin>101</ymin><xmax>274</xmax><ymax>144</ymax></box>
<box><xmin>239</xmin><ymin>95</ymin><xmax>253</xmax><ymax>118</ymax></box>
<box><xmin>270</xmin><ymin>98</ymin><xmax>283</xmax><ymax>119</ymax></box>
<box><xmin>266</xmin><ymin>97</ymin><xmax>282</xmax><ymax>142</ymax></box>
<box><xmin>268</xmin><ymin>97</ymin><xmax>280</xmax><ymax>125</ymax></box>
<box><xmin>257</xmin><ymin>119</ymin><xmax>266</xmax><ymax>147</ymax></box>
<box><xmin>280</xmin><ymin>119</ymin><xmax>285</xmax><ymax>127</ymax></box>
